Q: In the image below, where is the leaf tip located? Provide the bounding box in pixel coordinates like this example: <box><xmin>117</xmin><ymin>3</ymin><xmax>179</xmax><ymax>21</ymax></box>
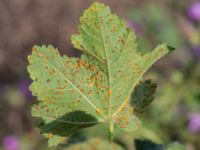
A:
<box><xmin>167</xmin><ymin>45</ymin><xmax>176</xmax><ymax>52</ymax></box>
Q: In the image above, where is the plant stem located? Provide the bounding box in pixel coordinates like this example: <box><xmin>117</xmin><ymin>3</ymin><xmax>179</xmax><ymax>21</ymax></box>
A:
<box><xmin>108</xmin><ymin>120</ymin><xmax>114</xmax><ymax>142</ymax></box>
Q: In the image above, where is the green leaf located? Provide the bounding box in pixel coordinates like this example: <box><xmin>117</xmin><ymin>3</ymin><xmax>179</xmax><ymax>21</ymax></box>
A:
<box><xmin>135</xmin><ymin>139</ymin><xmax>186</xmax><ymax>150</ymax></box>
<box><xmin>63</xmin><ymin>138</ymin><xmax>124</xmax><ymax>150</ymax></box>
<box><xmin>135</xmin><ymin>139</ymin><xmax>164</xmax><ymax>150</ymax></box>
<box><xmin>27</xmin><ymin>2</ymin><xmax>171</xmax><ymax>147</ymax></box>
<box><xmin>35</xmin><ymin>111</ymin><xmax>97</xmax><ymax>147</ymax></box>
<box><xmin>166</xmin><ymin>143</ymin><xmax>186</xmax><ymax>150</ymax></box>
<box><xmin>131</xmin><ymin>79</ymin><xmax>157</xmax><ymax>113</ymax></box>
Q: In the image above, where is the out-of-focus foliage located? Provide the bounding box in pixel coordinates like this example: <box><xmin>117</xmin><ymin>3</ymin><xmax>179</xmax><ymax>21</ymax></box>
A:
<box><xmin>128</xmin><ymin>3</ymin><xmax>184</xmax><ymax>52</ymax></box>
<box><xmin>139</xmin><ymin>65</ymin><xmax>200</xmax><ymax>148</ymax></box>
<box><xmin>134</xmin><ymin>139</ymin><xmax>185</xmax><ymax>150</ymax></box>
<box><xmin>62</xmin><ymin>138</ymin><xmax>124</xmax><ymax>150</ymax></box>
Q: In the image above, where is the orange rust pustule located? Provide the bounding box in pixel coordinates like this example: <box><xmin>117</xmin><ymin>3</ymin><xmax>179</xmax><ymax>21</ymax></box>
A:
<box><xmin>114</xmin><ymin>115</ymin><xmax>129</xmax><ymax>128</ymax></box>
<box><xmin>76</xmin><ymin>60</ymin><xmax>88</xmax><ymax>69</ymax></box>
<box><xmin>95</xmin><ymin>109</ymin><xmax>102</xmax><ymax>114</ymax></box>
<box><xmin>108</xmin><ymin>89</ymin><xmax>112</xmax><ymax>96</ymax></box>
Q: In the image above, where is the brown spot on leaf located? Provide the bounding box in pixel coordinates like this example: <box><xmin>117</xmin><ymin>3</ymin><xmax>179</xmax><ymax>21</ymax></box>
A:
<box><xmin>50</xmin><ymin>68</ymin><xmax>56</xmax><ymax>75</ymax></box>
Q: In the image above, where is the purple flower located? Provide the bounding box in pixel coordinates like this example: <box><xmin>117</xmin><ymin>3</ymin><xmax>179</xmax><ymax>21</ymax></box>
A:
<box><xmin>188</xmin><ymin>2</ymin><xmax>200</xmax><ymax>21</ymax></box>
<box><xmin>188</xmin><ymin>112</ymin><xmax>200</xmax><ymax>133</ymax></box>
<box><xmin>126</xmin><ymin>20</ymin><xmax>143</xmax><ymax>35</ymax></box>
<box><xmin>3</xmin><ymin>135</ymin><xmax>20</xmax><ymax>150</ymax></box>
<box><xmin>18</xmin><ymin>79</ymin><xmax>32</xmax><ymax>99</ymax></box>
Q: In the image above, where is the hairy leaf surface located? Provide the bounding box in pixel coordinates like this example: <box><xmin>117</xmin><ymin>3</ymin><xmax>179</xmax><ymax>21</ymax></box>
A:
<box><xmin>27</xmin><ymin>2</ymin><xmax>172</xmax><ymax>147</ymax></box>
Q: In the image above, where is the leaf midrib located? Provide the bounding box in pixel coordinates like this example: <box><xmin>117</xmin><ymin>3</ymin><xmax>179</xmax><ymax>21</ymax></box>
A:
<box><xmin>94</xmin><ymin>5</ymin><xmax>111</xmax><ymax>119</ymax></box>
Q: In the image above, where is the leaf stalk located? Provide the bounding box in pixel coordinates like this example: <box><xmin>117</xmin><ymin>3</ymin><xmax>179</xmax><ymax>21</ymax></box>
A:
<box><xmin>108</xmin><ymin>120</ymin><xmax>114</xmax><ymax>142</ymax></box>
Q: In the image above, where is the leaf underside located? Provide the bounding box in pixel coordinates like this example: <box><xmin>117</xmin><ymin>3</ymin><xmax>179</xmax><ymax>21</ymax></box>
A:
<box><xmin>27</xmin><ymin>2</ymin><xmax>171</xmax><ymax>147</ymax></box>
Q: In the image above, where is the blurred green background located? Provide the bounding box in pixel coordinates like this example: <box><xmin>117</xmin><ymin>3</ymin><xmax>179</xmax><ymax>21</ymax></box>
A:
<box><xmin>0</xmin><ymin>0</ymin><xmax>200</xmax><ymax>149</ymax></box>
